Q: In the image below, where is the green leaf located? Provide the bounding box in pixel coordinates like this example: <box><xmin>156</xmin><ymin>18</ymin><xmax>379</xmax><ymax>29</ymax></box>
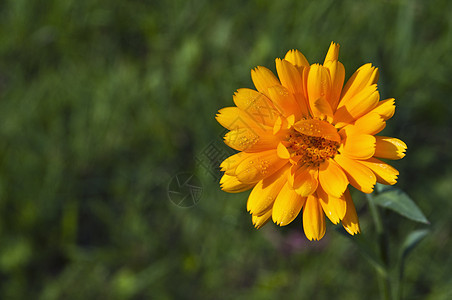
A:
<box><xmin>372</xmin><ymin>188</ymin><xmax>429</xmax><ymax>224</ymax></box>
<box><xmin>400</xmin><ymin>229</ymin><xmax>429</xmax><ymax>260</ymax></box>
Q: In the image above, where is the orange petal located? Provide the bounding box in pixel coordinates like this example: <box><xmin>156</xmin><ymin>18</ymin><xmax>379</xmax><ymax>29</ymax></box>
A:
<box><xmin>267</xmin><ymin>85</ymin><xmax>302</xmax><ymax>118</ymax></box>
<box><xmin>318</xmin><ymin>158</ymin><xmax>348</xmax><ymax>198</ymax></box>
<box><xmin>216</xmin><ymin>107</ymin><xmax>268</xmax><ymax>131</ymax></box>
<box><xmin>303</xmin><ymin>194</ymin><xmax>326</xmax><ymax>241</ymax></box>
<box><xmin>235</xmin><ymin>150</ymin><xmax>288</xmax><ymax>183</ymax></box>
<box><xmin>233</xmin><ymin>88</ymin><xmax>280</xmax><ymax>127</ymax></box>
<box><xmin>247</xmin><ymin>165</ymin><xmax>289</xmax><ymax>215</ymax></box>
<box><xmin>272</xmin><ymin>182</ymin><xmax>306</xmax><ymax>226</ymax></box>
<box><xmin>352</xmin><ymin>112</ymin><xmax>386</xmax><ymax>135</ymax></box>
<box><xmin>224</xmin><ymin>127</ymin><xmax>279</xmax><ymax>152</ymax></box>
<box><xmin>307</xmin><ymin>64</ymin><xmax>332</xmax><ymax>119</ymax></box>
<box><xmin>341</xmin><ymin>189</ymin><xmax>361</xmax><ymax>235</ymax></box>
<box><xmin>340</xmin><ymin>134</ymin><xmax>376</xmax><ymax>160</ymax></box>
<box><xmin>334</xmin><ymin>154</ymin><xmax>376</xmax><ymax>194</ymax></box>
<box><xmin>292</xmin><ymin>166</ymin><xmax>319</xmax><ymax>197</ymax></box>
<box><xmin>324</xmin><ymin>60</ymin><xmax>345</xmax><ymax>111</ymax></box>
<box><xmin>251</xmin><ymin>66</ymin><xmax>280</xmax><ymax>98</ymax></box>
<box><xmin>334</xmin><ymin>84</ymin><xmax>380</xmax><ymax>126</ymax></box>
<box><xmin>252</xmin><ymin>208</ymin><xmax>273</xmax><ymax>229</ymax></box>
<box><xmin>368</xmin><ymin>98</ymin><xmax>396</xmax><ymax>121</ymax></box>
<box><xmin>293</xmin><ymin>119</ymin><xmax>341</xmax><ymax>143</ymax></box>
<box><xmin>359</xmin><ymin>157</ymin><xmax>399</xmax><ymax>185</ymax></box>
<box><xmin>284</xmin><ymin>49</ymin><xmax>309</xmax><ymax>67</ymax></box>
<box><xmin>277</xmin><ymin>142</ymin><xmax>291</xmax><ymax>159</ymax></box>
<box><xmin>374</xmin><ymin>136</ymin><xmax>407</xmax><ymax>160</ymax></box>
<box><xmin>340</xmin><ymin>63</ymin><xmax>379</xmax><ymax>102</ymax></box>
<box><xmin>317</xmin><ymin>185</ymin><xmax>346</xmax><ymax>224</ymax></box>
<box><xmin>323</xmin><ymin>41</ymin><xmax>340</xmax><ymax>64</ymax></box>
<box><xmin>220</xmin><ymin>152</ymin><xmax>251</xmax><ymax>175</ymax></box>
<box><xmin>220</xmin><ymin>174</ymin><xmax>254</xmax><ymax>193</ymax></box>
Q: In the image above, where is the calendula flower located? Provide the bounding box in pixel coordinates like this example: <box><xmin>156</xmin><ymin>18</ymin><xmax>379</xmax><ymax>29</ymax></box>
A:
<box><xmin>216</xmin><ymin>42</ymin><xmax>406</xmax><ymax>241</ymax></box>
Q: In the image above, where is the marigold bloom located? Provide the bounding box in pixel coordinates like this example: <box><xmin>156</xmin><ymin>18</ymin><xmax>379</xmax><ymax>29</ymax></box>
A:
<box><xmin>216</xmin><ymin>42</ymin><xmax>406</xmax><ymax>241</ymax></box>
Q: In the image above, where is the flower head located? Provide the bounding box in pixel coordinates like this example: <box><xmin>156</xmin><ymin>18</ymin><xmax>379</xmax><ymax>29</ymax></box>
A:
<box><xmin>216</xmin><ymin>42</ymin><xmax>406</xmax><ymax>241</ymax></box>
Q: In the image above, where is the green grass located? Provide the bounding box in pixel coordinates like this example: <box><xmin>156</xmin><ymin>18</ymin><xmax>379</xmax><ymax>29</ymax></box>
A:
<box><xmin>0</xmin><ymin>0</ymin><xmax>451</xmax><ymax>299</ymax></box>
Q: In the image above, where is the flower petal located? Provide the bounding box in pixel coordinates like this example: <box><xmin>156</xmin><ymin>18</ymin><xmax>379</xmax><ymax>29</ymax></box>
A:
<box><xmin>275</xmin><ymin>58</ymin><xmax>310</xmax><ymax>117</ymax></box>
<box><xmin>277</xmin><ymin>142</ymin><xmax>291</xmax><ymax>159</ymax></box>
<box><xmin>293</xmin><ymin>119</ymin><xmax>341</xmax><ymax>143</ymax></box>
<box><xmin>334</xmin><ymin>154</ymin><xmax>376</xmax><ymax>194</ymax></box>
<box><xmin>341</xmin><ymin>189</ymin><xmax>361</xmax><ymax>235</ymax></box>
<box><xmin>292</xmin><ymin>165</ymin><xmax>319</xmax><ymax>197</ymax></box>
<box><xmin>216</xmin><ymin>107</ymin><xmax>268</xmax><ymax>131</ymax></box>
<box><xmin>235</xmin><ymin>150</ymin><xmax>288</xmax><ymax>183</ymax></box>
<box><xmin>353</xmin><ymin>112</ymin><xmax>386</xmax><ymax>135</ymax></box>
<box><xmin>233</xmin><ymin>88</ymin><xmax>281</xmax><ymax>127</ymax></box>
<box><xmin>359</xmin><ymin>157</ymin><xmax>399</xmax><ymax>185</ymax></box>
<box><xmin>368</xmin><ymin>98</ymin><xmax>396</xmax><ymax>121</ymax></box>
<box><xmin>323</xmin><ymin>41</ymin><xmax>340</xmax><ymax>64</ymax></box>
<box><xmin>334</xmin><ymin>84</ymin><xmax>380</xmax><ymax>126</ymax></box>
<box><xmin>272</xmin><ymin>182</ymin><xmax>306</xmax><ymax>226</ymax></box>
<box><xmin>285</xmin><ymin>49</ymin><xmax>309</xmax><ymax>67</ymax></box>
<box><xmin>340</xmin><ymin>134</ymin><xmax>376</xmax><ymax>160</ymax></box>
<box><xmin>220</xmin><ymin>152</ymin><xmax>251</xmax><ymax>175</ymax></box>
<box><xmin>224</xmin><ymin>127</ymin><xmax>279</xmax><ymax>152</ymax></box>
<box><xmin>247</xmin><ymin>165</ymin><xmax>289</xmax><ymax>215</ymax></box>
<box><xmin>324</xmin><ymin>60</ymin><xmax>345</xmax><ymax>111</ymax></box>
<box><xmin>303</xmin><ymin>194</ymin><xmax>326</xmax><ymax>241</ymax></box>
<box><xmin>374</xmin><ymin>136</ymin><xmax>407</xmax><ymax>160</ymax></box>
<box><xmin>220</xmin><ymin>174</ymin><xmax>254</xmax><ymax>193</ymax></box>
<box><xmin>252</xmin><ymin>208</ymin><xmax>273</xmax><ymax>229</ymax></box>
<box><xmin>267</xmin><ymin>85</ymin><xmax>302</xmax><ymax>118</ymax></box>
<box><xmin>317</xmin><ymin>184</ymin><xmax>346</xmax><ymax>224</ymax></box>
<box><xmin>251</xmin><ymin>66</ymin><xmax>280</xmax><ymax>98</ymax></box>
<box><xmin>340</xmin><ymin>63</ymin><xmax>379</xmax><ymax>102</ymax></box>
<box><xmin>307</xmin><ymin>64</ymin><xmax>332</xmax><ymax>119</ymax></box>
<box><xmin>318</xmin><ymin>158</ymin><xmax>348</xmax><ymax>198</ymax></box>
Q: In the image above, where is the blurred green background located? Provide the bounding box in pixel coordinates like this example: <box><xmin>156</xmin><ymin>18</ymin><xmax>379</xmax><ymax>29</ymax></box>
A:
<box><xmin>0</xmin><ymin>0</ymin><xmax>451</xmax><ymax>299</ymax></box>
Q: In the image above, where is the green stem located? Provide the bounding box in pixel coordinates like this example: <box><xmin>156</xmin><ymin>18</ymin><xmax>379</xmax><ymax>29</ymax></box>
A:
<box><xmin>367</xmin><ymin>193</ymin><xmax>391</xmax><ymax>300</ymax></box>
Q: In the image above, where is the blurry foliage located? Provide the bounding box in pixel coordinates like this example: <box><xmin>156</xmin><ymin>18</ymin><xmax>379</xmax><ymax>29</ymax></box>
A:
<box><xmin>0</xmin><ymin>0</ymin><xmax>451</xmax><ymax>299</ymax></box>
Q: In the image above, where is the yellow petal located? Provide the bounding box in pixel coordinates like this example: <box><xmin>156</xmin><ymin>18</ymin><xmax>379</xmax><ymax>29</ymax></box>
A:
<box><xmin>220</xmin><ymin>174</ymin><xmax>254</xmax><ymax>193</ymax></box>
<box><xmin>224</xmin><ymin>127</ymin><xmax>278</xmax><ymax>152</ymax></box>
<box><xmin>313</xmin><ymin>97</ymin><xmax>334</xmax><ymax>122</ymax></box>
<box><xmin>272</xmin><ymin>182</ymin><xmax>306</xmax><ymax>226</ymax></box>
<box><xmin>318</xmin><ymin>158</ymin><xmax>348</xmax><ymax>198</ymax></box>
<box><xmin>323</xmin><ymin>41</ymin><xmax>340</xmax><ymax>64</ymax></box>
<box><xmin>340</xmin><ymin>63</ymin><xmax>379</xmax><ymax>102</ymax></box>
<box><xmin>233</xmin><ymin>88</ymin><xmax>280</xmax><ymax>127</ymax></box>
<box><xmin>247</xmin><ymin>165</ymin><xmax>289</xmax><ymax>215</ymax></box>
<box><xmin>340</xmin><ymin>134</ymin><xmax>376</xmax><ymax>160</ymax></box>
<box><xmin>235</xmin><ymin>150</ymin><xmax>288</xmax><ymax>184</ymax></box>
<box><xmin>284</xmin><ymin>49</ymin><xmax>309</xmax><ymax>67</ymax></box>
<box><xmin>374</xmin><ymin>136</ymin><xmax>407</xmax><ymax>160</ymax></box>
<box><xmin>275</xmin><ymin>58</ymin><xmax>310</xmax><ymax>117</ymax></box>
<box><xmin>352</xmin><ymin>112</ymin><xmax>386</xmax><ymax>135</ymax></box>
<box><xmin>216</xmin><ymin>107</ymin><xmax>268</xmax><ymax>131</ymax></box>
<box><xmin>251</xmin><ymin>66</ymin><xmax>280</xmax><ymax>98</ymax></box>
<box><xmin>220</xmin><ymin>152</ymin><xmax>251</xmax><ymax>175</ymax></box>
<box><xmin>277</xmin><ymin>142</ymin><xmax>291</xmax><ymax>159</ymax></box>
<box><xmin>267</xmin><ymin>84</ymin><xmax>302</xmax><ymax>118</ymax></box>
<box><xmin>252</xmin><ymin>208</ymin><xmax>273</xmax><ymax>229</ymax></box>
<box><xmin>368</xmin><ymin>98</ymin><xmax>396</xmax><ymax>121</ymax></box>
<box><xmin>334</xmin><ymin>154</ymin><xmax>376</xmax><ymax>194</ymax></box>
<box><xmin>334</xmin><ymin>84</ymin><xmax>380</xmax><ymax>126</ymax></box>
<box><xmin>359</xmin><ymin>157</ymin><xmax>399</xmax><ymax>185</ymax></box>
<box><xmin>324</xmin><ymin>60</ymin><xmax>345</xmax><ymax>111</ymax></box>
<box><xmin>317</xmin><ymin>185</ymin><xmax>346</xmax><ymax>224</ymax></box>
<box><xmin>307</xmin><ymin>64</ymin><xmax>332</xmax><ymax>119</ymax></box>
<box><xmin>303</xmin><ymin>194</ymin><xmax>326</xmax><ymax>241</ymax></box>
<box><xmin>292</xmin><ymin>165</ymin><xmax>319</xmax><ymax>197</ymax></box>
<box><xmin>293</xmin><ymin>119</ymin><xmax>341</xmax><ymax>143</ymax></box>
<box><xmin>341</xmin><ymin>189</ymin><xmax>361</xmax><ymax>235</ymax></box>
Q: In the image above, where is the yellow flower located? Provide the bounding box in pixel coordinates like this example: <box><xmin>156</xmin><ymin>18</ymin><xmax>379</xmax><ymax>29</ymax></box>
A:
<box><xmin>216</xmin><ymin>42</ymin><xmax>406</xmax><ymax>241</ymax></box>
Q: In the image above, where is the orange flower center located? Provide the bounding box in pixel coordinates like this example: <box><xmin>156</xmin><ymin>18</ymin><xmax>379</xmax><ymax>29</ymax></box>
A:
<box><xmin>285</xmin><ymin>119</ymin><xmax>341</xmax><ymax>167</ymax></box>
